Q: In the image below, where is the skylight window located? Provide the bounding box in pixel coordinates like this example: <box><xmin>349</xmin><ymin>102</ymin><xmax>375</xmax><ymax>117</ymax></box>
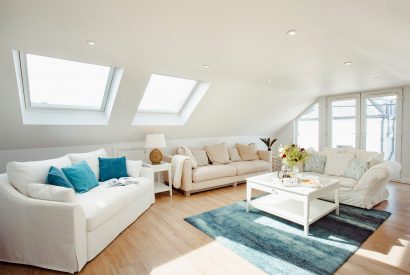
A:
<box><xmin>20</xmin><ymin>53</ymin><xmax>115</xmax><ymax>110</ymax></box>
<box><xmin>138</xmin><ymin>74</ymin><xmax>198</xmax><ymax>113</ymax></box>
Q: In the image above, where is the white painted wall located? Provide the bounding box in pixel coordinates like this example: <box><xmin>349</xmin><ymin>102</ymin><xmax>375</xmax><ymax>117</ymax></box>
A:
<box><xmin>0</xmin><ymin>136</ymin><xmax>267</xmax><ymax>173</ymax></box>
<box><xmin>276</xmin><ymin>86</ymin><xmax>410</xmax><ymax>183</ymax></box>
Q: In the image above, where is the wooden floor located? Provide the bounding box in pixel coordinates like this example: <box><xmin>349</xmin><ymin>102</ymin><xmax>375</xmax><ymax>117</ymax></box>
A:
<box><xmin>1</xmin><ymin>182</ymin><xmax>409</xmax><ymax>275</ymax></box>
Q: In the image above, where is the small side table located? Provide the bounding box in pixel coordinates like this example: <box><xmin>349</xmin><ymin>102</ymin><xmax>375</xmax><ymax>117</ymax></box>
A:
<box><xmin>143</xmin><ymin>162</ymin><xmax>172</xmax><ymax>196</ymax></box>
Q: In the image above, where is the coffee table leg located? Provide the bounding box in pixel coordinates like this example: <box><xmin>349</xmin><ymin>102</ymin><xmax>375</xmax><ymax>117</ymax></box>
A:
<box><xmin>303</xmin><ymin>198</ymin><xmax>310</xmax><ymax>236</ymax></box>
<box><xmin>335</xmin><ymin>188</ymin><xmax>339</xmax><ymax>215</ymax></box>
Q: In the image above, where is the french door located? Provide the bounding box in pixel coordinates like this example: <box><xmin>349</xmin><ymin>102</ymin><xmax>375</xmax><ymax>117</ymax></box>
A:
<box><xmin>328</xmin><ymin>90</ymin><xmax>402</xmax><ymax>162</ymax></box>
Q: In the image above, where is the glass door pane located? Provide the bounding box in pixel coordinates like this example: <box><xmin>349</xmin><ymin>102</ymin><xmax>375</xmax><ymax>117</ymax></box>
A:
<box><xmin>331</xmin><ymin>98</ymin><xmax>357</xmax><ymax>148</ymax></box>
<box><xmin>364</xmin><ymin>95</ymin><xmax>397</xmax><ymax>160</ymax></box>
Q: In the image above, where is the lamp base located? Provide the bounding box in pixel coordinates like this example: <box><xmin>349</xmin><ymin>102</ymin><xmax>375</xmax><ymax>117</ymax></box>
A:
<box><xmin>149</xmin><ymin>148</ymin><xmax>163</xmax><ymax>164</ymax></box>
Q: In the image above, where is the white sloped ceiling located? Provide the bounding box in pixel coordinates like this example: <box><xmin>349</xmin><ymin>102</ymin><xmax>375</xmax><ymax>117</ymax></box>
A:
<box><xmin>1</xmin><ymin>0</ymin><xmax>410</xmax><ymax>150</ymax></box>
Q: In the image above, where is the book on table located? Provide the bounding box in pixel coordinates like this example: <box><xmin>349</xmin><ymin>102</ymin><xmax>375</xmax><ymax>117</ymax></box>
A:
<box><xmin>103</xmin><ymin>177</ymin><xmax>139</xmax><ymax>187</ymax></box>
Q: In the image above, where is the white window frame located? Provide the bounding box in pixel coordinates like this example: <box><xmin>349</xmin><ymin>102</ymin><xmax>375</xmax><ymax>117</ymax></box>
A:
<box><xmin>360</xmin><ymin>89</ymin><xmax>403</xmax><ymax>163</ymax></box>
<box><xmin>294</xmin><ymin>101</ymin><xmax>320</xmax><ymax>150</ymax></box>
<box><xmin>327</xmin><ymin>94</ymin><xmax>361</xmax><ymax>148</ymax></box>
<box><xmin>137</xmin><ymin>74</ymin><xmax>199</xmax><ymax>114</ymax></box>
<box><xmin>17</xmin><ymin>51</ymin><xmax>117</xmax><ymax>112</ymax></box>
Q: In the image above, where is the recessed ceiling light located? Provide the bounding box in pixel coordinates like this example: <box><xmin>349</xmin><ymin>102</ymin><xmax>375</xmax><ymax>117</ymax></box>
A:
<box><xmin>266</xmin><ymin>79</ymin><xmax>272</xmax><ymax>83</ymax></box>
<box><xmin>203</xmin><ymin>65</ymin><xmax>211</xmax><ymax>68</ymax></box>
<box><xmin>287</xmin><ymin>30</ymin><xmax>297</xmax><ymax>36</ymax></box>
<box><xmin>86</xmin><ymin>40</ymin><xmax>96</xmax><ymax>46</ymax></box>
<box><xmin>344</xmin><ymin>61</ymin><xmax>352</xmax><ymax>66</ymax></box>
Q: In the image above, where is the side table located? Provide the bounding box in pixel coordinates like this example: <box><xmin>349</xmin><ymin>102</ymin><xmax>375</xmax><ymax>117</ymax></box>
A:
<box><xmin>143</xmin><ymin>162</ymin><xmax>173</xmax><ymax>196</ymax></box>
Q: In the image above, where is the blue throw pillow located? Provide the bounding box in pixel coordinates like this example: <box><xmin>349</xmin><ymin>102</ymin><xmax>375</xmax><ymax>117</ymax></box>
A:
<box><xmin>47</xmin><ymin>166</ymin><xmax>75</xmax><ymax>190</ymax></box>
<box><xmin>98</xmin><ymin>157</ymin><xmax>128</xmax><ymax>181</ymax></box>
<box><xmin>62</xmin><ymin>161</ymin><xmax>99</xmax><ymax>193</ymax></box>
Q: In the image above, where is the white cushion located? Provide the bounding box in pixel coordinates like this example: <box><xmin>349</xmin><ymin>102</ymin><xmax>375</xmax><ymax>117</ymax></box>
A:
<box><xmin>126</xmin><ymin>160</ymin><xmax>142</xmax><ymax>177</ymax></box>
<box><xmin>77</xmin><ymin>177</ymin><xmax>151</xmax><ymax>231</ymax></box>
<box><xmin>26</xmin><ymin>183</ymin><xmax>76</xmax><ymax>202</ymax></box>
<box><xmin>67</xmin><ymin>149</ymin><xmax>108</xmax><ymax>179</ymax></box>
<box><xmin>348</xmin><ymin>149</ymin><xmax>385</xmax><ymax>167</ymax></box>
<box><xmin>325</xmin><ymin>152</ymin><xmax>355</xmax><ymax>176</ymax></box>
<box><xmin>6</xmin><ymin>156</ymin><xmax>72</xmax><ymax>195</ymax></box>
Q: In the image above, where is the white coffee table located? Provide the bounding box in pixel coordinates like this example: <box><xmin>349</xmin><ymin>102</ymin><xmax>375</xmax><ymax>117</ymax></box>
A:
<box><xmin>246</xmin><ymin>173</ymin><xmax>339</xmax><ymax>236</ymax></box>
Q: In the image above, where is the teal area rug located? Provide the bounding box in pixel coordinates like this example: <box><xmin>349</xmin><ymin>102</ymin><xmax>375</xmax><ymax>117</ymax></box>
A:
<box><xmin>184</xmin><ymin>200</ymin><xmax>390</xmax><ymax>275</ymax></box>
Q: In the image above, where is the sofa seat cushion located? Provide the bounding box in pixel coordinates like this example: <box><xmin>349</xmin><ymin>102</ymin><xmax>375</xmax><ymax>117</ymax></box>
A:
<box><xmin>300</xmin><ymin>172</ymin><xmax>358</xmax><ymax>190</ymax></box>
<box><xmin>230</xmin><ymin>160</ymin><xmax>269</xmax><ymax>176</ymax></box>
<box><xmin>76</xmin><ymin>177</ymin><xmax>151</xmax><ymax>231</ymax></box>
<box><xmin>192</xmin><ymin>164</ymin><xmax>236</xmax><ymax>183</ymax></box>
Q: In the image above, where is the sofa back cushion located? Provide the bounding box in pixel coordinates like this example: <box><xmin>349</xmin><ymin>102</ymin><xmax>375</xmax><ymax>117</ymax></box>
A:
<box><xmin>205</xmin><ymin>143</ymin><xmax>231</xmax><ymax>164</ymax></box>
<box><xmin>62</xmin><ymin>161</ymin><xmax>99</xmax><ymax>193</ymax></box>
<box><xmin>228</xmin><ymin>147</ymin><xmax>242</xmax><ymax>162</ymax></box>
<box><xmin>191</xmin><ymin>150</ymin><xmax>209</xmax><ymax>167</ymax></box>
<box><xmin>325</xmin><ymin>151</ymin><xmax>355</xmax><ymax>176</ymax></box>
<box><xmin>348</xmin><ymin>148</ymin><xmax>384</xmax><ymax>167</ymax></box>
<box><xmin>98</xmin><ymin>157</ymin><xmax>128</xmax><ymax>181</ymax></box>
<box><xmin>304</xmin><ymin>152</ymin><xmax>326</xmax><ymax>174</ymax></box>
<box><xmin>67</xmin><ymin>149</ymin><xmax>108</xmax><ymax>179</ymax></box>
<box><xmin>6</xmin><ymin>156</ymin><xmax>72</xmax><ymax>195</ymax></box>
<box><xmin>236</xmin><ymin>143</ymin><xmax>259</xmax><ymax>161</ymax></box>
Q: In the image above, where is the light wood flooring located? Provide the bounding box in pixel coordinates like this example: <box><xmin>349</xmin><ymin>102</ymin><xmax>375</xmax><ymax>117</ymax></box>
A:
<box><xmin>1</xmin><ymin>182</ymin><xmax>409</xmax><ymax>275</ymax></box>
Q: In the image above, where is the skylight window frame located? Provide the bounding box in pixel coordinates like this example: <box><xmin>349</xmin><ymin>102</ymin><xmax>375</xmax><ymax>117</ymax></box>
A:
<box><xmin>137</xmin><ymin>74</ymin><xmax>199</xmax><ymax>115</ymax></box>
<box><xmin>17</xmin><ymin>51</ymin><xmax>116</xmax><ymax>112</ymax></box>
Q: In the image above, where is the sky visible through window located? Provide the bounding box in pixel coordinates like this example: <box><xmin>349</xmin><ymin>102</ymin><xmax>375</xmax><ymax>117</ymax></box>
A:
<box><xmin>26</xmin><ymin>54</ymin><xmax>111</xmax><ymax>109</ymax></box>
<box><xmin>138</xmin><ymin>74</ymin><xmax>198</xmax><ymax>113</ymax></box>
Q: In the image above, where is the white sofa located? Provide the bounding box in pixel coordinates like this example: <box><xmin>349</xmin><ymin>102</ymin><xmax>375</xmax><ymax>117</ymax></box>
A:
<box><xmin>0</xmin><ymin>149</ymin><xmax>155</xmax><ymax>273</ymax></box>
<box><xmin>301</xmin><ymin>148</ymin><xmax>402</xmax><ymax>209</ymax></box>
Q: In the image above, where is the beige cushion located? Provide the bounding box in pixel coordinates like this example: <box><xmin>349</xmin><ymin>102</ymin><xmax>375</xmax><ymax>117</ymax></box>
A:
<box><xmin>230</xmin><ymin>160</ymin><xmax>269</xmax><ymax>176</ymax></box>
<box><xmin>191</xmin><ymin>150</ymin><xmax>209</xmax><ymax>167</ymax></box>
<box><xmin>192</xmin><ymin>164</ymin><xmax>236</xmax><ymax>182</ymax></box>
<box><xmin>236</xmin><ymin>143</ymin><xmax>259</xmax><ymax>161</ymax></box>
<box><xmin>205</xmin><ymin>143</ymin><xmax>231</xmax><ymax>164</ymax></box>
<box><xmin>228</xmin><ymin>148</ymin><xmax>242</xmax><ymax>162</ymax></box>
<box><xmin>325</xmin><ymin>152</ymin><xmax>355</xmax><ymax>176</ymax></box>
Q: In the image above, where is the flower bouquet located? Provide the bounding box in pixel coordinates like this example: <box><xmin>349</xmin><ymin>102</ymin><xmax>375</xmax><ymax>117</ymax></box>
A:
<box><xmin>278</xmin><ymin>144</ymin><xmax>308</xmax><ymax>183</ymax></box>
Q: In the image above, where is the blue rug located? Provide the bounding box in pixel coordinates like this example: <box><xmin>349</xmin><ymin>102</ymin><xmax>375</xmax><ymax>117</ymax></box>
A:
<box><xmin>184</xmin><ymin>200</ymin><xmax>390</xmax><ymax>275</ymax></box>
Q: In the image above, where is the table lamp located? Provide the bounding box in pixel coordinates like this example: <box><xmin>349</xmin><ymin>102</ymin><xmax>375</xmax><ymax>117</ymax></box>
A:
<box><xmin>145</xmin><ymin>134</ymin><xmax>166</xmax><ymax>164</ymax></box>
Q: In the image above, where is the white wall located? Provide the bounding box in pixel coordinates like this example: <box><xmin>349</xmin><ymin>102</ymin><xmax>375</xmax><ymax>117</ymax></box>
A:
<box><xmin>276</xmin><ymin>86</ymin><xmax>410</xmax><ymax>183</ymax></box>
<box><xmin>0</xmin><ymin>135</ymin><xmax>267</xmax><ymax>173</ymax></box>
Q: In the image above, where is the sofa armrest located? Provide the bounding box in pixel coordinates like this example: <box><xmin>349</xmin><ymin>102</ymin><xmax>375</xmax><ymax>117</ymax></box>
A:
<box><xmin>354</xmin><ymin>161</ymin><xmax>401</xmax><ymax>193</ymax></box>
<box><xmin>257</xmin><ymin>150</ymin><xmax>273</xmax><ymax>172</ymax></box>
<box><xmin>180</xmin><ymin>159</ymin><xmax>193</xmax><ymax>193</ymax></box>
<box><xmin>0</xmin><ymin>174</ymin><xmax>87</xmax><ymax>273</ymax></box>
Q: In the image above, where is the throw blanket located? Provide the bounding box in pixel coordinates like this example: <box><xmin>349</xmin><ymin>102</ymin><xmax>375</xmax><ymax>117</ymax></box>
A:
<box><xmin>171</xmin><ymin>155</ymin><xmax>190</xmax><ymax>188</ymax></box>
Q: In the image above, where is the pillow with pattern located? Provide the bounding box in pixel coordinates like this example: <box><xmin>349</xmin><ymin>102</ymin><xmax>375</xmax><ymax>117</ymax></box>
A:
<box><xmin>343</xmin><ymin>158</ymin><xmax>368</xmax><ymax>181</ymax></box>
<box><xmin>304</xmin><ymin>152</ymin><xmax>326</xmax><ymax>174</ymax></box>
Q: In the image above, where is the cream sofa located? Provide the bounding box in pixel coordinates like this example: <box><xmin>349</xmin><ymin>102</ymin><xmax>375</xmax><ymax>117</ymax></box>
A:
<box><xmin>301</xmin><ymin>148</ymin><xmax>402</xmax><ymax>209</ymax></box>
<box><xmin>0</xmin><ymin>149</ymin><xmax>155</xmax><ymax>273</ymax></box>
<box><xmin>164</xmin><ymin>147</ymin><xmax>272</xmax><ymax>196</ymax></box>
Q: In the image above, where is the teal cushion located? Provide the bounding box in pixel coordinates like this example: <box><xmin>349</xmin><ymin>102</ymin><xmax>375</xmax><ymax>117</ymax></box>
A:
<box><xmin>343</xmin><ymin>158</ymin><xmax>368</xmax><ymax>181</ymax></box>
<box><xmin>62</xmin><ymin>161</ymin><xmax>99</xmax><ymax>193</ymax></box>
<box><xmin>304</xmin><ymin>152</ymin><xmax>326</xmax><ymax>173</ymax></box>
<box><xmin>98</xmin><ymin>157</ymin><xmax>128</xmax><ymax>181</ymax></box>
<box><xmin>47</xmin><ymin>166</ymin><xmax>74</xmax><ymax>190</ymax></box>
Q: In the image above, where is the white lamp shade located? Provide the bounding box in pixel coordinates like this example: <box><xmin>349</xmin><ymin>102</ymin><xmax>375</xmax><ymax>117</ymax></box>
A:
<box><xmin>145</xmin><ymin>134</ymin><xmax>166</xmax><ymax>148</ymax></box>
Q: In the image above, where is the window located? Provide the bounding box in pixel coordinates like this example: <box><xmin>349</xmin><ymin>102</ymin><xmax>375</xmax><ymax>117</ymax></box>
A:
<box><xmin>13</xmin><ymin>51</ymin><xmax>123</xmax><ymax>125</ymax></box>
<box><xmin>133</xmin><ymin>74</ymin><xmax>209</xmax><ymax>126</ymax></box>
<box><xmin>296</xmin><ymin>103</ymin><xmax>319</xmax><ymax>151</ymax></box>
<box><xmin>20</xmin><ymin>52</ymin><xmax>115</xmax><ymax>110</ymax></box>
<box><xmin>137</xmin><ymin>74</ymin><xmax>198</xmax><ymax>113</ymax></box>
<box><xmin>330</xmin><ymin>98</ymin><xmax>358</xmax><ymax>148</ymax></box>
